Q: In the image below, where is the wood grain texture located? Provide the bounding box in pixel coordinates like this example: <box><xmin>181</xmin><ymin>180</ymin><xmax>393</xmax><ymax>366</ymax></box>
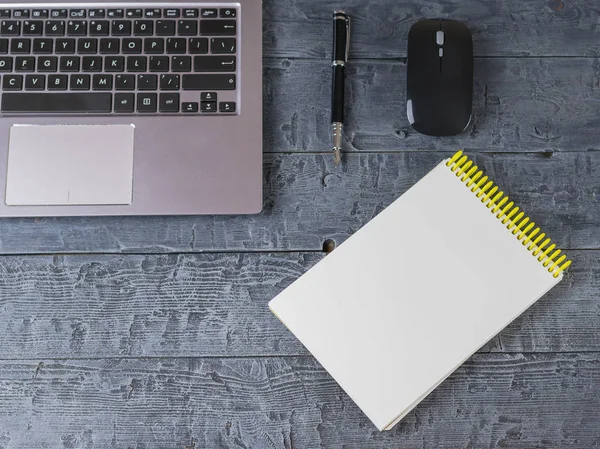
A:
<box><xmin>0</xmin><ymin>152</ymin><xmax>597</xmax><ymax>254</ymax></box>
<box><xmin>264</xmin><ymin>58</ymin><xmax>600</xmax><ymax>153</ymax></box>
<box><xmin>0</xmin><ymin>250</ymin><xmax>596</xmax><ymax>358</ymax></box>
<box><xmin>263</xmin><ymin>0</ymin><xmax>600</xmax><ymax>58</ymax></box>
<box><xmin>0</xmin><ymin>354</ymin><xmax>599</xmax><ymax>449</ymax></box>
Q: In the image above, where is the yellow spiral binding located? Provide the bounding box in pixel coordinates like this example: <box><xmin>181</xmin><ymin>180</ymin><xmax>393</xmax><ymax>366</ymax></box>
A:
<box><xmin>446</xmin><ymin>150</ymin><xmax>572</xmax><ymax>278</ymax></box>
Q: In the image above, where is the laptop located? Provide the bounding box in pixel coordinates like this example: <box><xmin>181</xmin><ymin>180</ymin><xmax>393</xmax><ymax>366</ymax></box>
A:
<box><xmin>0</xmin><ymin>1</ymin><xmax>263</xmax><ymax>217</ymax></box>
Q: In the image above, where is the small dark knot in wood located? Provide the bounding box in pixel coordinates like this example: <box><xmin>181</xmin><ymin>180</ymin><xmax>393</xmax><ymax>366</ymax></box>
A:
<box><xmin>548</xmin><ymin>0</ymin><xmax>564</xmax><ymax>12</ymax></box>
<box><xmin>322</xmin><ymin>239</ymin><xmax>336</xmax><ymax>253</ymax></box>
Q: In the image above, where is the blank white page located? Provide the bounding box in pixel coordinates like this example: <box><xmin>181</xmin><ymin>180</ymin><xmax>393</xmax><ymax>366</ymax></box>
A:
<box><xmin>269</xmin><ymin>158</ymin><xmax>562</xmax><ymax>431</ymax></box>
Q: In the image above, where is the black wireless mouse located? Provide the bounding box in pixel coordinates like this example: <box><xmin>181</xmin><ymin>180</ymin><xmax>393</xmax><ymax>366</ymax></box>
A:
<box><xmin>406</xmin><ymin>19</ymin><xmax>473</xmax><ymax>136</ymax></box>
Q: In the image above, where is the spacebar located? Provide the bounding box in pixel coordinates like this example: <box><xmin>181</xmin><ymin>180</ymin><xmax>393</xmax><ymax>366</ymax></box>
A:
<box><xmin>1</xmin><ymin>93</ymin><xmax>112</xmax><ymax>113</ymax></box>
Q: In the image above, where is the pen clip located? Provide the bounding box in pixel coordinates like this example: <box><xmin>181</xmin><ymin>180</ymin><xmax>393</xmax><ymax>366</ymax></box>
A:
<box><xmin>344</xmin><ymin>15</ymin><xmax>351</xmax><ymax>62</ymax></box>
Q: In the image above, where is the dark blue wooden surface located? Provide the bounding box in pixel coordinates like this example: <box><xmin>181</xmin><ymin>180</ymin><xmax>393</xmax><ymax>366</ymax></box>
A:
<box><xmin>1</xmin><ymin>1</ymin><xmax>600</xmax><ymax>448</ymax></box>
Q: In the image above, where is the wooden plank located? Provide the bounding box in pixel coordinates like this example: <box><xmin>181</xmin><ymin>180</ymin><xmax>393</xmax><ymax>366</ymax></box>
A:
<box><xmin>0</xmin><ymin>152</ymin><xmax>598</xmax><ymax>254</ymax></box>
<box><xmin>0</xmin><ymin>250</ymin><xmax>597</xmax><ymax>358</ymax></box>
<box><xmin>264</xmin><ymin>0</ymin><xmax>600</xmax><ymax>58</ymax></box>
<box><xmin>0</xmin><ymin>354</ymin><xmax>599</xmax><ymax>448</ymax></box>
<box><xmin>264</xmin><ymin>58</ymin><xmax>600</xmax><ymax>153</ymax></box>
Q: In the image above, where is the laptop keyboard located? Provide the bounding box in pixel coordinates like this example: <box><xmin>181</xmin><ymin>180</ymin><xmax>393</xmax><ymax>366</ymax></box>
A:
<box><xmin>0</xmin><ymin>4</ymin><xmax>239</xmax><ymax>114</ymax></box>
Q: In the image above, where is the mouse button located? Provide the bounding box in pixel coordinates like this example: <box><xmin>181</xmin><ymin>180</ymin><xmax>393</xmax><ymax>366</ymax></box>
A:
<box><xmin>436</xmin><ymin>31</ymin><xmax>444</xmax><ymax>46</ymax></box>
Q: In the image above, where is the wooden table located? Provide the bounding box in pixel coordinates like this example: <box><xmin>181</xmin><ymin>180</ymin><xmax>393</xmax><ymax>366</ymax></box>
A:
<box><xmin>2</xmin><ymin>1</ymin><xmax>600</xmax><ymax>447</ymax></box>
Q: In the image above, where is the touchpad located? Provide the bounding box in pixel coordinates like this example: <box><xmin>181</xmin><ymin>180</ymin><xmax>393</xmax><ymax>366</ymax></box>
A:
<box><xmin>6</xmin><ymin>124</ymin><xmax>134</xmax><ymax>206</ymax></box>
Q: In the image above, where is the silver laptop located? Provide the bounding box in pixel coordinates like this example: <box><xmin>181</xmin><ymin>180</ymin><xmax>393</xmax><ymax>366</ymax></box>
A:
<box><xmin>0</xmin><ymin>0</ymin><xmax>262</xmax><ymax>216</ymax></box>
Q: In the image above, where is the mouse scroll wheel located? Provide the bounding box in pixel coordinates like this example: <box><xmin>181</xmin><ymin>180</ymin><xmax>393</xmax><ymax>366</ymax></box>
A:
<box><xmin>436</xmin><ymin>31</ymin><xmax>445</xmax><ymax>46</ymax></box>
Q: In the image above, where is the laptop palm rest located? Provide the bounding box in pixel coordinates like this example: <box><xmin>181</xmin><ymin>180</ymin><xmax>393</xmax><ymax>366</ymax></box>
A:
<box><xmin>5</xmin><ymin>124</ymin><xmax>135</xmax><ymax>206</ymax></box>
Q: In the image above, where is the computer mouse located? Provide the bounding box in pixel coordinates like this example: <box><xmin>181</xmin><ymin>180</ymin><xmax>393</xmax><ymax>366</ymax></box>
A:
<box><xmin>406</xmin><ymin>19</ymin><xmax>473</xmax><ymax>136</ymax></box>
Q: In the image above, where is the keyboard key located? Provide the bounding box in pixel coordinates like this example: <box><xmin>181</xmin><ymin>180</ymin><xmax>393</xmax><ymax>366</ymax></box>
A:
<box><xmin>201</xmin><ymin>92</ymin><xmax>217</xmax><ymax>101</ymax></box>
<box><xmin>160</xmin><ymin>93</ymin><xmax>179</xmax><ymax>112</ymax></box>
<box><xmin>69</xmin><ymin>9</ymin><xmax>86</xmax><ymax>18</ymax></box>
<box><xmin>105</xmin><ymin>56</ymin><xmax>125</xmax><ymax>72</ymax></box>
<box><xmin>92</xmin><ymin>74</ymin><xmax>113</xmax><ymax>90</ymax></box>
<box><xmin>59</xmin><ymin>56</ymin><xmax>79</xmax><ymax>71</ymax></box>
<box><xmin>1</xmin><ymin>21</ymin><xmax>20</xmax><ymax>36</ymax></box>
<box><xmin>201</xmin><ymin>101</ymin><xmax>217</xmax><ymax>113</ymax></box>
<box><xmin>137</xmin><ymin>92</ymin><xmax>157</xmax><ymax>112</ymax></box>
<box><xmin>13</xmin><ymin>10</ymin><xmax>30</xmax><ymax>19</ymax></box>
<box><xmin>3</xmin><ymin>74</ymin><xmax>22</xmax><ymax>90</ymax></box>
<box><xmin>220</xmin><ymin>9</ymin><xmax>237</xmax><ymax>18</ymax></box>
<box><xmin>25</xmin><ymin>74</ymin><xmax>45</xmax><ymax>90</ymax></box>
<box><xmin>134</xmin><ymin>20</ymin><xmax>153</xmax><ymax>36</ymax></box>
<box><xmin>82</xmin><ymin>56</ymin><xmax>102</xmax><ymax>72</ymax></box>
<box><xmin>33</xmin><ymin>38</ymin><xmax>53</xmax><ymax>53</ymax></box>
<box><xmin>160</xmin><ymin>74</ymin><xmax>180</xmax><ymax>90</ymax></box>
<box><xmin>194</xmin><ymin>56</ymin><xmax>236</xmax><ymax>72</ymax></box>
<box><xmin>90</xmin><ymin>20</ymin><xmax>110</xmax><ymax>36</ymax></box>
<box><xmin>11</xmin><ymin>39</ymin><xmax>31</xmax><ymax>54</ymax></box>
<box><xmin>156</xmin><ymin>20</ymin><xmax>176</xmax><ymax>36</ymax></box>
<box><xmin>114</xmin><ymin>93</ymin><xmax>135</xmax><ymax>112</ymax></box>
<box><xmin>67</xmin><ymin>20</ymin><xmax>87</xmax><ymax>36</ymax></box>
<box><xmin>178</xmin><ymin>20</ymin><xmax>198</xmax><ymax>36</ymax></box>
<box><xmin>0</xmin><ymin>56</ymin><xmax>13</xmax><ymax>71</ymax></box>
<box><xmin>15</xmin><ymin>57</ymin><xmax>35</xmax><ymax>72</ymax></box>
<box><xmin>201</xmin><ymin>20</ymin><xmax>236</xmax><ymax>35</ymax></box>
<box><xmin>210</xmin><ymin>38</ymin><xmax>236</xmax><ymax>54</ymax></box>
<box><xmin>183</xmin><ymin>9</ymin><xmax>199</xmax><ymax>18</ymax></box>
<box><xmin>50</xmin><ymin>9</ymin><xmax>68</xmax><ymax>19</ymax></box>
<box><xmin>1</xmin><ymin>92</ymin><xmax>112</xmax><ymax>112</ymax></box>
<box><xmin>45</xmin><ymin>21</ymin><xmax>65</xmax><ymax>36</ymax></box>
<box><xmin>182</xmin><ymin>74</ymin><xmax>236</xmax><ymax>90</ymax></box>
<box><xmin>38</xmin><ymin>56</ymin><xmax>58</xmax><ymax>72</ymax></box>
<box><xmin>137</xmin><ymin>74</ymin><xmax>157</xmax><ymax>90</ymax></box>
<box><xmin>164</xmin><ymin>9</ymin><xmax>180</xmax><ymax>18</ymax></box>
<box><xmin>145</xmin><ymin>38</ymin><xmax>164</xmax><ymax>54</ymax></box>
<box><xmin>123</xmin><ymin>38</ymin><xmax>142</xmax><ymax>54</ymax></box>
<box><xmin>55</xmin><ymin>38</ymin><xmax>75</xmax><ymax>54</ymax></box>
<box><xmin>112</xmin><ymin>20</ymin><xmax>131</xmax><ymax>36</ymax></box>
<box><xmin>32</xmin><ymin>9</ymin><xmax>49</xmax><ymax>18</ymax></box>
<box><xmin>219</xmin><ymin>101</ymin><xmax>236</xmax><ymax>113</ymax></box>
<box><xmin>182</xmin><ymin>102</ymin><xmax>198</xmax><ymax>113</ymax></box>
<box><xmin>115</xmin><ymin>74</ymin><xmax>135</xmax><ymax>90</ymax></box>
<box><xmin>0</xmin><ymin>10</ymin><xmax>11</xmax><ymax>19</ymax></box>
<box><xmin>145</xmin><ymin>9</ymin><xmax>161</xmax><ymax>18</ymax></box>
<box><xmin>172</xmin><ymin>56</ymin><xmax>191</xmax><ymax>72</ymax></box>
<box><xmin>126</xmin><ymin>56</ymin><xmax>147</xmax><ymax>72</ymax></box>
<box><xmin>77</xmin><ymin>38</ymin><xmax>98</xmax><ymax>54</ymax></box>
<box><xmin>100</xmin><ymin>38</ymin><xmax>120</xmax><ymax>54</ymax></box>
<box><xmin>166</xmin><ymin>38</ymin><xmax>186</xmax><ymax>53</ymax></box>
<box><xmin>89</xmin><ymin>9</ymin><xmax>106</xmax><ymax>19</ymax></box>
<box><xmin>126</xmin><ymin>9</ymin><xmax>143</xmax><ymax>18</ymax></box>
<box><xmin>0</xmin><ymin>39</ymin><xmax>7</xmax><ymax>53</ymax></box>
<box><xmin>70</xmin><ymin>74</ymin><xmax>90</xmax><ymax>90</ymax></box>
<box><xmin>201</xmin><ymin>9</ymin><xmax>218</xmax><ymax>18</ymax></box>
<box><xmin>107</xmin><ymin>9</ymin><xmax>124</xmax><ymax>18</ymax></box>
<box><xmin>149</xmin><ymin>56</ymin><xmax>169</xmax><ymax>72</ymax></box>
<box><xmin>23</xmin><ymin>21</ymin><xmax>43</xmax><ymax>36</ymax></box>
<box><xmin>48</xmin><ymin>74</ymin><xmax>68</xmax><ymax>90</ymax></box>
<box><xmin>189</xmin><ymin>38</ymin><xmax>208</xmax><ymax>54</ymax></box>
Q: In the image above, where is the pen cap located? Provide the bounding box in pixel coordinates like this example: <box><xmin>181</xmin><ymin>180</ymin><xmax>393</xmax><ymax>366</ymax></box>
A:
<box><xmin>333</xmin><ymin>12</ymin><xmax>350</xmax><ymax>63</ymax></box>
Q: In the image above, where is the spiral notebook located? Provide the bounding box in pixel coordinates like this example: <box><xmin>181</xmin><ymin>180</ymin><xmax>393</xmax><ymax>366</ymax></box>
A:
<box><xmin>269</xmin><ymin>151</ymin><xmax>571</xmax><ymax>431</ymax></box>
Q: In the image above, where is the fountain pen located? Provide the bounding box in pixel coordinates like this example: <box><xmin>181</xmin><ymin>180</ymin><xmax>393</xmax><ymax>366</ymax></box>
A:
<box><xmin>331</xmin><ymin>11</ymin><xmax>350</xmax><ymax>165</ymax></box>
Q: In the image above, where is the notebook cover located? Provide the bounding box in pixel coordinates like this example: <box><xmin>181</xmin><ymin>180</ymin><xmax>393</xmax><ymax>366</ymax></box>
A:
<box><xmin>269</xmin><ymin>153</ymin><xmax>569</xmax><ymax>431</ymax></box>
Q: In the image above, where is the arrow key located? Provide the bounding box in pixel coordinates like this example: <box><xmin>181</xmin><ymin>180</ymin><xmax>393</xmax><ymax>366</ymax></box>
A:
<box><xmin>200</xmin><ymin>101</ymin><xmax>217</xmax><ymax>113</ymax></box>
<box><xmin>182</xmin><ymin>102</ymin><xmax>199</xmax><ymax>113</ymax></box>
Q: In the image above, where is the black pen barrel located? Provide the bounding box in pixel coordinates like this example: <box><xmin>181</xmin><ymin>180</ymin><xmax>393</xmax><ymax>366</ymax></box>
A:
<box><xmin>331</xmin><ymin>65</ymin><xmax>345</xmax><ymax>123</ymax></box>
